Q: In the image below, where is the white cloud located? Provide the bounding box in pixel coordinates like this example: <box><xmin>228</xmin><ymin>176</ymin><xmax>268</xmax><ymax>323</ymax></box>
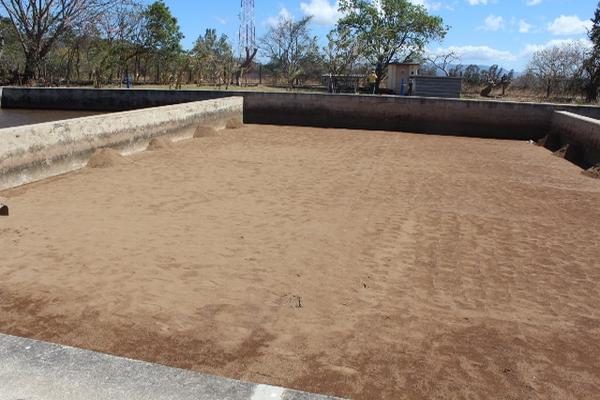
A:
<box><xmin>522</xmin><ymin>38</ymin><xmax>592</xmax><ymax>56</ymax></box>
<box><xmin>519</xmin><ymin>19</ymin><xmax>532</xmax><ymax>33</ymax></box>
<box><xmin>467</xmin><ymin>0</ymin><xmax>489</xmax><ymax>5</ymax></box>
<box><xmin>266</xmin><ymin>7</ymin><xmax>292</xmax><ymax>27</ymax></box>
<box><xmin>547</xmin><ymin>15</ymin><xmax>593</xmax><ymax>35</ymax></box>
<box><xmin>300</xmin><ymin>0</ymin><xmax>342</xmax><ymax>25</ymax></box>
<box><xmin>479</xmin><ymin>15</ymin><xmax>504</xmax><ymax>31</ymax></box>
<box><xmin>525</xmin><ymin>0</ymin><xmax>541</xmax><ymax>5</ymax></box>
<box><xmin>432</xmin><ymin>45</ymin><xmax>517</xmax><ymax>62</ymax></box>
<box><xmin>408</xmin><ymin>0</ymin><xmax>445</xmax><ymax>11</ymax></box>
<box><xmin>213</xmin><ymin>16</ymin><xmax>227</xmax><ymax>25</ymax></box>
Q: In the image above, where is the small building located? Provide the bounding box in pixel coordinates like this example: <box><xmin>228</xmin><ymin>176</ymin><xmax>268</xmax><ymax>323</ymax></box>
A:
<box><xmin>387</xmin><ymin>62</ymin><xmax>463</xmax><ymax>98</ymax></box>
<box><xmin>387</xmin><ymin>62</ymin><xmax>420</xmax><ymax>95</ymax></box>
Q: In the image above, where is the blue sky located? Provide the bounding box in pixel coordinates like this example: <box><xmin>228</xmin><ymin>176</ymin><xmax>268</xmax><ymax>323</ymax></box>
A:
<box><xmin>160</xmin><ymin>0</ymin><xmax>597</xmax><ymax>70</ymax></box>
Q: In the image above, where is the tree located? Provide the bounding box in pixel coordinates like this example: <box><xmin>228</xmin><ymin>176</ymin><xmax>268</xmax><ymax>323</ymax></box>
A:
<box><xmin>88</xmin><ymin>0</ymin><xmax>146</xmax><ymax>86</ymax></box>
<box><xmin>0</xmin><ymin>0</ymin><xmax>110</xmax><ymax>82</ymax></box>
<box><xmin>192</xmin><ymin>29</ymin><xmax>235</xmax><ymax>86</ymax></box>
<box><xmin>323</xmin><ymin>27</ymin><xmax>361</xmax><ymax>77</ymax></box>
<box><xmin>527</xmin><ymin>43</ymin><xmax>586</xmax><ymax>98</ymax></box>
<box><xmin>143</xmin><ymin>0</ymin><xmax>183</xmax><ymax>83</ymax></box>
<box><xmin>463</xmin><ymin>64</ymin><xmax>481</xmax><ymax>86</ymax></box>
<box><xmin>0</xmin><ymin>16</ymin><xmax>24</xmax><ymax>84</ymax></box>
<box><xmin>499</xmin><ymin>70</ymin><xmax>514</xmax><ymax>96</ymax></box>
<box><xmin>337</xmin><ymin>0</ymin><xmax>447</xmax><ymax>92</ymax></box>
<box><xmin>425</xmin><ymin>50</ymin><xmax>459</xmax><ymax>76</ymax></box>
<box><xmin>259</xmin><ymin>15</ymin><xmax>321</xmax><ymax>88</ymax></box>
<box><xmin>583</xmin><ymin>2</ymin><xmax>600</xmax><ymax>101</ymax></box>
<box><xmin>323</xmin><ymin>27</ymin><xmax>362</xmax><ymax>92</ymax></box>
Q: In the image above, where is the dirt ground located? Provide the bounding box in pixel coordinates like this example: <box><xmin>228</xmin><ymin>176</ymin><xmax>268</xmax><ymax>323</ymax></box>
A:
<box><xmin>1</xmin><ymin>125</ymin><xmax>599</xmax><ymax>399</ymax></box>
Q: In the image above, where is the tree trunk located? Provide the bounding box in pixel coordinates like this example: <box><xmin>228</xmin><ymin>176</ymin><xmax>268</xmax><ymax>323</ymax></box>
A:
<box><xmin>374</xmin><ymin>62</ymin><xmax>384</xmax><ymax>94</ymax></box>
<box><xmin>23</xmin><ymin>53</ymin><xmax>39</xmax><ymax>83</ymax></box>
<box><xmin>585</xmin><ymin>76</ymin><xmax>599</xmax><ymax>102</ymax></box>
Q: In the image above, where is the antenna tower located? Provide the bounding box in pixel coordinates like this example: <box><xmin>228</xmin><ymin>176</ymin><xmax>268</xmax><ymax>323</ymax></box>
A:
<box><xmin>239</xmin><ymin>0</ymin><xmax>256</xmax><ymax>62</ymax></box>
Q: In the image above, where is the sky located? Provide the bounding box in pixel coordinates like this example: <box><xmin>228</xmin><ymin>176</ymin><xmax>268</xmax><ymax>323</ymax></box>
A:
<box><xmin>159</xmin><ymin>0</ymin><xmax>598</xmax><ymax>70</ymax></box>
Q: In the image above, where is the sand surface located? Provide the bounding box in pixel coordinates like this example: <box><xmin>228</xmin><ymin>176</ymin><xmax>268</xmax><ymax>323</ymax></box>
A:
<box><xmin>1</xmin><ymin>125</ymin><xmax>599</xmax><ymax>399</ymax></box>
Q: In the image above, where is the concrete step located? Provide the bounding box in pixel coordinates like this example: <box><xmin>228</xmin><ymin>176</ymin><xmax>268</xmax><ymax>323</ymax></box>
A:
<box><xmin>0</xmin><ymin>333</ymin><xmax>343</xmax><ymax>400</ymax></box>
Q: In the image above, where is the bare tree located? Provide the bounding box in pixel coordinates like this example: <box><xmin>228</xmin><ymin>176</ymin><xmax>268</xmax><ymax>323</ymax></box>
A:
<box><xmin>259</xmin><ymin>15</ymin><xmax>320</xmax><ymax>88</ymax></box>
<box><xmin>323</xmin><ymin>27</ymin><xmax>361</xmax><ymax>77</ymax></box>
<box><xmin>425</xmin><ymin>50</ymin><xmax>459</xmax><ymax>76</ymax></box>
<box><xmin>527</xmin><ymin>42</ymin><xmax>587</xmax><ymax>98</ymax></box>
<box><xmin>88</xmin><ymin>0</ymin><xmax>145</xmax><ymax>86</ymax></box>
<box><xmin>0</xmin><ymin>0</ymin><xmax>111</xmax><ymax>82</ymax></box>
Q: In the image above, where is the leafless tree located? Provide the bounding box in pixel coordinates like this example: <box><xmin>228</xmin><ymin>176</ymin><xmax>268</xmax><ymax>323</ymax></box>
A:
<box><xmin>259</xmin><ymin>15</ymin><xmax>321</xmax><ymax>88</ymax></box>
<box><xmin>323</xmin><ymin>27</ymin><xmax>361</xmax><ymax>77</ymax></box>
<box><xmin>426</xmin><ymin>51</ymin><xmax>459</xmax><ymax>76</ymax></box>
<box><xmin>527</xmin><ymin>42</ymin><xmax>587</xmax><ymax>98</ymax></box>
<box><xmin>88</xmin><ymin>0</ymin><xmax>145</xmax><ymax>86</ymax></box>
<box><xmin>0</xmin><ymin>0</ymin><xmax>111</xmax><ymax>82</ymax></box>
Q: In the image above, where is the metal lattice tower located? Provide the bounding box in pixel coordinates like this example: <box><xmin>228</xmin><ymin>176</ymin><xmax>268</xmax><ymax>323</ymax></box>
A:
<box><xmin>239</xmin><ymin>0</ymin><xmax>256</xmax><ymax>61</ymax></box>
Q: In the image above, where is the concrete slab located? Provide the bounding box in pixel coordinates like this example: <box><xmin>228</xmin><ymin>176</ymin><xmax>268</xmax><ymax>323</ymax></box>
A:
<box><xmin>0</xmin><ymin>334</ymin><xmax>342</xmax><ymax>400</ymax></box>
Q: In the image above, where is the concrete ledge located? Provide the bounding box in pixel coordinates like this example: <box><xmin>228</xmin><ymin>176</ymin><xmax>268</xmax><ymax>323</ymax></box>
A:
<box><xmin>544</xmin><ymin>111</ymin><xmax>600</xmax><ymax>169</ymax></box>
<box><xmin>4</xmin><ymin>88</ymin><xmax>600</xmax><ymax>140</ymax></box>
<box><xmin>0</xmin><ymin>333</ymin><xmax>341</xmax><ymax>400</ymax></box>
<box><xmin>0</xmin><ymin>97</ymin><xmax>242</xmax><ymax>190</ymax></box>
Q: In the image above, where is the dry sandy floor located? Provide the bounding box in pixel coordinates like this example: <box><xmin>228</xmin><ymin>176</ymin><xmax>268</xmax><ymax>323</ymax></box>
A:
<box><xmin>1</xmin><ymin>125</ymin><xmax>599</xmax><ymax>399</ymax></box>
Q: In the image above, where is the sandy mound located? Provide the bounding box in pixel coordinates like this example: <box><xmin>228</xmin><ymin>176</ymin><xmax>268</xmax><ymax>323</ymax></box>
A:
<box><xmin>147</xmin><ymin>138</ymin><xmax>173</xmax><ymax>151</ymax></box>
<box><xmin>87</xmin><ymin>148</ymin><xmax>127</xmax><ymax>168</ymax></box>
<box><xmin>194</xmin><ymin>126</ymin><xmax>218</xmax><ymax>138</ymax></box>
<box><xmin>225</xmin><ymin>118</ymin><xmax>243</xmax><ymax>129</ymax></box>
<box><xmin>583</xmin><ymin>164</ymin><xmax>600</xmax><ymax>179</ymax></box>
<box><xmin>553</xmin><ymin>145</ymin><xmax>569</xmax><ymax>158</ymax></box>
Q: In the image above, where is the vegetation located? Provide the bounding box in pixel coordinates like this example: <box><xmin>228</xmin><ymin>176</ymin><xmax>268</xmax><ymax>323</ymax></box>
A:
<box><xmin>0</xmin><ymin>0</ymin><xmax>598</xmax><ymax>103</ymax></box>
<box><xmin>337</xmin><ymin>0</ymin><xmax>447</xmax><ymax>92</ymax></box>
<box><xmin>583</xmin><ymin>1</ymin><xmax>600</xmax><ymax>101</ymax></box>
<box><xmin>259</xmin><ymin>15</ymin><xmax>320</xmax><ymax>88</ymax></box>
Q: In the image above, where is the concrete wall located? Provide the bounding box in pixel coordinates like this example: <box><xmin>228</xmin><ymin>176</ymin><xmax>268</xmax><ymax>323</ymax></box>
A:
<box><xmin>4</xmin><ymin>87</ymin><xmax>600</xmax><ymax>140</ymax></box>
<box><xmin>413</xmin><ymin>76</ymin><xmax>462</xmax><ymax>99</ymax></box>
<box><xmin>543</xmin><ymin>111</ymin><xmax>600</xmax><ymax>169</ymax></box>
<box><xmin>3</xmin><ymin>88</ymin><xmax>600</xmax><ymax>173</ymax></box>
<box><xmin>0</xmin><ymin>97</ymin><xmax>242</xmax><ymax>190</ymax></box>
<box><xmin>0</xmin><ymin>88</ymin><xmax>566</xmax><ymax>138</ymax></box>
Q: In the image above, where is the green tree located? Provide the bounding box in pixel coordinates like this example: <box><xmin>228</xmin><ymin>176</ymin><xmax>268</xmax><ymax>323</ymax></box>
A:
<box><xmin>584</xmin><ymin>2</ymin><xmax>600</xmax><ymax>101</ymax></box>
<box><xmin>463</xmin><ymin>64</ymin><xmax>482</xmax><ymax>86</ymax></box>
<box><xmin>143</xmin><ymin>0</ymin><xmax>184</xmax><ymax>83</ymax></box>
<box><xmin>0</xmin><ymin>16</ymin><xmax>25</xmax><ymax>84</ymax></box>
<box><xmin>192</xmin><ymin>29</ymin><xmax>235</xmax><ymax>86</ymax></box>
<box><xmin>337</xmin><ymin>0</ymin><xmax>447</xmax><ymax>92</ymax></box>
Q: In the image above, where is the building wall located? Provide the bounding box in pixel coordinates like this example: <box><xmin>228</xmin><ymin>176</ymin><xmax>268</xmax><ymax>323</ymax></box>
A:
<box><xmin>387</xmin><ymin>64</ymin><xmax>419</xmax><ymax>94</ymax></box>
<box><xmin>413</xmin><ymin>77</ymin><xmax>462</xmax><ymax>99</ymax></box>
